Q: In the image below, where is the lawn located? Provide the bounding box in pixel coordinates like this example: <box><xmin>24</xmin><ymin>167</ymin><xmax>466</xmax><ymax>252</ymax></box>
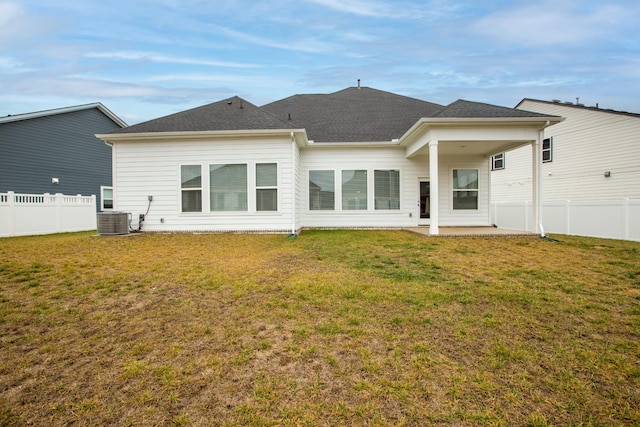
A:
<box><xmin>0</xmin><ymin>230</ymin><xmax>639</xmax><ymax>426</ymax></box>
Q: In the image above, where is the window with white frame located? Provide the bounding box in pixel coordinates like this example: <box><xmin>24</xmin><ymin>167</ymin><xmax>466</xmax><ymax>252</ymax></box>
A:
<box><xmin>491</xmin><ymin>153</ymin><xmax>505</xmax><ymax>170</ymax></box>
<box><xmin>210</xmin><ymin>164</ymin><xmax>247</xmax><ymax>211</ymax></box>
<box><xmin>452</xmin><ymin>169</ymin><xmax>478</xmax><ymax>210</ymax></box>
<box><xmin>542</xmin><ymin>138</ymin><xmax>553</xmax><ymax>163</ymax></box>
<box><xmin>309</xmin><ymin>170</ymin><xmax>335</xmax><ymax>210</ymax></box>
<box><xmin>100</xmin><ymin>186</ymin><xmax>113</xmax><ymax>211</ymax></box>
<box><xmin>181</xmin><ymin>165</ymin><xmax>202</xmax><ymax>212</ymax></box>
<box><xmin>342</xmin><ymin>170</ymin><xmax>367</xmax><ymax>210</ymax></box>
<box><xmin>256</xmin><ymin>163</ymin><xmax>278</xmax><ymax>211</ymax></box>
<box><xmin>374</xmin><ymin>170</ymin><xmax>400</xmax><ymax>210</ymax></box>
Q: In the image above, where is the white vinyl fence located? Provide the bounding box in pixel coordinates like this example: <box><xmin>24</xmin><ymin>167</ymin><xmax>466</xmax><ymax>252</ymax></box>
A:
<box><xmin>491</xmin><ymin>199</ymin><xmax>640</xmax><ymax>242</ymax></box>
<box><xmin>0</xmin><ymin>192</ymin><xmax>97</xmax><ymax>237</ymax></box>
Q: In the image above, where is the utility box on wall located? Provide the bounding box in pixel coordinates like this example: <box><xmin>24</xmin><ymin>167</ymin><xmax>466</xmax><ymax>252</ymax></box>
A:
<box><xmin>97</xmin><ymin>212</ymin><xmax>129</xmax><ymax>235</ymax></box>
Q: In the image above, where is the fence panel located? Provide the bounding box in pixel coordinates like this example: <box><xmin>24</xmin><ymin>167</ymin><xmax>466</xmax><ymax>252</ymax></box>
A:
<box><xmin>0</xmin><ymin>192</ymin><xmax>97</xmax><ymax>237</ymax></box>
<box><xmin>492</xmin><ymin>199</ymin><xmax>640</xmax><ymax>242</ymax></box>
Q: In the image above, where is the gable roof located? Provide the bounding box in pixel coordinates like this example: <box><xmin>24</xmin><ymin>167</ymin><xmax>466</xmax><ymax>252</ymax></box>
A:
<box><xmin>261</xmin><ymin>87</ymin><xmax>446</xmax><ymax>142</ymax></box>
<box><xmin>516</xmin><ymin>98</ymin><xmax>640</xmax><ymax>119</ymax></box>
<box><xmin>0</xmin><ymin>103</ymin><xmax>127</xmax><ymax>128</ymax></box>
<box><xmin>111</xmin><ymin>96</ymin><xmax>295</xmax><ymax>134</ymax></box>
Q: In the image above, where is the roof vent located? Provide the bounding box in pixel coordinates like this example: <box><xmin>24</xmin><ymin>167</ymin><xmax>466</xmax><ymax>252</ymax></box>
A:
<box><xmin>357</xmin><ymin>79</ymin><xmax>361</xmax><ymax>89</ymax></box>
<box><xmin>552</xmin><ymin>99</ymin><xmax>561</xmax><ymax>103</ymax></box>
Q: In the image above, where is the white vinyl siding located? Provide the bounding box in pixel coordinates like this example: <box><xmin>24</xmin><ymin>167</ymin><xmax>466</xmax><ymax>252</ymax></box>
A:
<box><xmin>493</xmin><ymin>100</ymin><xmax>640</xmax><ymax>202</ymax></box>
<box><xmin>113</xmin><ymin>137</ymin><xmax>295</xmax><ymax>232</ymax></box>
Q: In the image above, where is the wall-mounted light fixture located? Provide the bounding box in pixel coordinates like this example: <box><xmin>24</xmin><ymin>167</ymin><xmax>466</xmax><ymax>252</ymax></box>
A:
<box><xmin>604</xmin><ymin>171</ymin><xmax>611</xmax><ymax>178</ymax></box>
<box><xmin>51</xmin><ymin>177</ymin><xmax>59</xmax><ymax>184</ymax></box>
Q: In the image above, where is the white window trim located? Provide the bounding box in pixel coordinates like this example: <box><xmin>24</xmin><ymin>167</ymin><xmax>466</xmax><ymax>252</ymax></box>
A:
<box><xmin>179</xmin><ymin>162</ymin><xmax>283</xmax><ymax>215</ymax></box>
<box><xmin>307</xmin><ymin>169</ymin><xmax>337</xmax><ymax>212</ymax></box>
<box><xmin>255</xmin><ymin>162</ymin><xmax>280</xmax><ymax>213</ymax></box>
<box><xmin>100</xmin><ymin>185</ymin><xmax>113</xmax><ymax>211</ymax></box>
<box><xmin>450</xmin><ymin>167</ymin><xmax>480</xmax><ymax>212</ymax></box>
<box><xmin>179</xmin><ymin>164</ymin><xmax>204</xmax><ymax>214</ymax></box>
<box><xmin>491</xmin><ymin>153</ymin><xmax>505</xmax><ymax>171</ymax></box>
<box><xmin>341</xmin><ymin>169</ymin><xmax>368</xmax><ymax>211</ymax></box>
<box><xmin>542</xmin><ymin>137</ymin><xmax>553</xmax><ymax>163</ymax></box>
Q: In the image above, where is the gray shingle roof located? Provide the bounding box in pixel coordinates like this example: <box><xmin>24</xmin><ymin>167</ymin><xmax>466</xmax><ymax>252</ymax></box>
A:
<box><xmin>261</xmin><ymin>87</ymin><xmax>446</xmax><ymax>142</ymax></box>
<box><xmin>110</xmin><ymin>87</ymin><xmax>559</xmax><ymax>141</ymax></box>
<box><xmin>112</xmin><ymin>96</ymin><xmax>294</xmax><ymax>134</ymax></box>
<box><xmin>435</xmin><ymin>99</ymin><xmax>553</xmax><ymax>118</ymax></box>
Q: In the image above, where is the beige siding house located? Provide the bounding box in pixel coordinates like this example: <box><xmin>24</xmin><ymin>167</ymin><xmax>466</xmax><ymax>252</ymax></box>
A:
<box><xmin>491</xmin><ymin>99</ymin><xmax>640</xmax><ymax>241</ymax></box>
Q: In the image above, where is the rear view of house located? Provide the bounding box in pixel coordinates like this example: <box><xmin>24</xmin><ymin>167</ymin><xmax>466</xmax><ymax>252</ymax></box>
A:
<box><xmin>0</xmin><ymin>103</ymin><xmax>127</xmax><ymax>211</ymax></box>
<box><xmin>97</xmin><ymin>86</ymin><xmax>561</xmax><ymax>235</ymax></box>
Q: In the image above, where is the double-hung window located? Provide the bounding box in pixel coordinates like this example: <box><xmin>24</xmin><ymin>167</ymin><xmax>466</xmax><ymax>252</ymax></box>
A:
<box><xmin>542</xmin><ymin>138</ymin><xmax>553</xmax><ymax>163</ymax></box>
<box><xmin>181</xmin><ymin>165</ymin><xmax>203</xmax><ymax>212</ymax></box>
<box><xmin>491</xmin><ymin>153</ymin><xmax>505</xmax><ymax>170</ymax></box>
<box><xmin>342</xmin><ymin>170</ymin><xmax>367</xmax><ymax>210</ymax></box>
<box><xmin>309</xmin><ymin>170</ymin><xmax>335</xmax><ymax>210</ymax></box>
<box><xmin>256</xmin><ymin>163</ymin><xmax>278</xmax><ymax>211</ymax></box>
<box><xmin>452</xmin><ymin>169</ymin><xmax>478</xmax><ymax>210</ymax></box>
<box><xmin>374</xmin><ymin>170</ymin><xmax>400</xmax><ymax>210</ymax></box>
<box><xmin>210</xmin><ymin>164</ymin><xmax>247</xmax><ymax>211</ymax></box>
<box><xmin>100</xmin><ymin>186</ymin><xmax>113</xmax><ymax>211</ymax></box>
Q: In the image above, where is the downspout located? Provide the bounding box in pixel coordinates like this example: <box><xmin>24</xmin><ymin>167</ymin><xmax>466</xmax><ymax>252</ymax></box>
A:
<box><xmin>290</xmin><ymin>132</ymin><xmax>297</xmax><ymax>237</ymax></box>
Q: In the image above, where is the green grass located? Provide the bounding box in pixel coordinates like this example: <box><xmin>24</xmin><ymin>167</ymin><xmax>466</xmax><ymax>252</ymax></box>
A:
<box><xmin>0</xmin><ymin>230</ymin><xmax>639</xmax><ymax>425</ymax></box>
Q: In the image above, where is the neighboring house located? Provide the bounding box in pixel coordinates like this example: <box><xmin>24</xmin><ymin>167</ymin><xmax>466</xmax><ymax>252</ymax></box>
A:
<box><xmin>96</xmin><ymin>86</ymin><xmax>561</xmax><ymax>235</ymax></box>
<box><xmin>491</xmin><ymin>99</ymin><xmax>640</xmax><ymax>241</ymax></box>
<box><xmin>0</xmin><ymin>103</ymin><xmax>127</xmax><ymax>211</ymax></box>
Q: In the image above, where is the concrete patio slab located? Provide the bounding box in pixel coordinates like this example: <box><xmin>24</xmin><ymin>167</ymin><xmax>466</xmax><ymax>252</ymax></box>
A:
<box><xmin>405</xmin><ymin>226</ymin><xmax>539</xmax><ymax>238</ymax></box>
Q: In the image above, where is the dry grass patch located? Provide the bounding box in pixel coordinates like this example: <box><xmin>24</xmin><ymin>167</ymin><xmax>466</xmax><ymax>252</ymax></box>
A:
<box><xmin>0</xmin><ymin>230</ymin><xmax>639</xmax><ymax>426</ymax></box>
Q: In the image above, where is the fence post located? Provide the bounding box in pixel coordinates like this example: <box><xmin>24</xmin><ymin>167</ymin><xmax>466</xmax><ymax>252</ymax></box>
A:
<box><xmin>55</xmin><ymin>193</ymin><xmax>62</xmax><ymax>234</ymax></box>
<box><xmin>623</xmin><ymin>198</ymin><xmax>630</xmax><ymax>241</ymax></box>
<box><xmin>566</xmin><ymin>200</ymin><xmax>571</xmax><ymax>235</ymax></box>
<box><xmin>8</xmin><ymin>191</ymin><xmax>15</xmax><ymax>236</ymax></box>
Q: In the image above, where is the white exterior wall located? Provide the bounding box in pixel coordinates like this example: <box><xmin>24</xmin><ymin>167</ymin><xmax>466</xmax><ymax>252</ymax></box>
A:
<box><xmin>299</xmin><ymin>146</ymin><xmax>490</xmax><ymax>228</ymax></box>
<box><xmin>493</xmin><ymin>101</ymin><xmax>640</xmax><ymax>202</ymax></box>
<box><xmin>491</xmin><ymin>100</ymin><xmax>640</xmax><ymax>240</ymax></box>
<box><xmin>112</xmin><ymin>136</ymin><xmax>296</xmax><ymax>233</ymax></box>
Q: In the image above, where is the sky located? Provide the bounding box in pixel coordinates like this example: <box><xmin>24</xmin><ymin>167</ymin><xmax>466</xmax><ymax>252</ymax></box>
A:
<box><xmin>1</xmin><ymin>0</ymin><xmax>639</xmax><ymax>125</ymax></box>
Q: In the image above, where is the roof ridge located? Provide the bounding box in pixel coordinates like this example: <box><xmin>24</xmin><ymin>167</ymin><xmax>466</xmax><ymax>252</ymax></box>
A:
<box><xmin>0</xmin><ymin>102</ymin><xmax>127</xmax><ymax>127</ymax></box>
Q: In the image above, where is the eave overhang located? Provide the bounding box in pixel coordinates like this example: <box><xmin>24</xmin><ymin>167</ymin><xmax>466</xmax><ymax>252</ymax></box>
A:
<box><xmin>398</xmin><ymin>116</ymin><xmax>565</xmax><ymax>148</ymax></box>
<box><xmin>96</xmin><ymin>128</ymin><xmax>309</xmax><ymax>147</ymax></box>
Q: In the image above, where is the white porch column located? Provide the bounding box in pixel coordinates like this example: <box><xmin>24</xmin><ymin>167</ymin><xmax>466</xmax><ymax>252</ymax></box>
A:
<box><xmin>532</xmin><ymin>133</ymin><xmax>542</xmax><ymax>234</ymax></box>
<box><xmin>429</xmin><ymin>140</ymin><xmax>439</xmax><ymax>235</ymax></box>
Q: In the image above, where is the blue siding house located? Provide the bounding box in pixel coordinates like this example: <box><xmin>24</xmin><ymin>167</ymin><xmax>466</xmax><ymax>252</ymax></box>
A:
<box><xmin>0</xmin><ymin>103</ymin><xmax>126</xmax><ymax>210</ymax></box>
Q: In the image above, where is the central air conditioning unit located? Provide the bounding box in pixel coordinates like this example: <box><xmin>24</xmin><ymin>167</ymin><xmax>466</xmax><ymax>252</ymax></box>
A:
<box><xmin>97</xmin><ymin>212</ymin><xmax>130</xmax><ymax>235</ymax></box>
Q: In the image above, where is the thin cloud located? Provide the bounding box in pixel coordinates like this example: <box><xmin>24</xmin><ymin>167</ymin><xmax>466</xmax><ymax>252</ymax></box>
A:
<box><xmin>86</xmin><ymin>51</ymin><xmax>260</xmax><ymax>68</ymax></box>
<box><xmin>216</xmin><ymin>26</ymin><xmax>335</xmax><ymax>54</ymax></box>
<box><xmin>304</xmin><ymin>0</ymin><xmax>455</xmax><ymax>19</ymax></box>
<box><xmin>472</xmin><ymin>2</ymin><xmax>630</xmax><ymax>46</ymax></box>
